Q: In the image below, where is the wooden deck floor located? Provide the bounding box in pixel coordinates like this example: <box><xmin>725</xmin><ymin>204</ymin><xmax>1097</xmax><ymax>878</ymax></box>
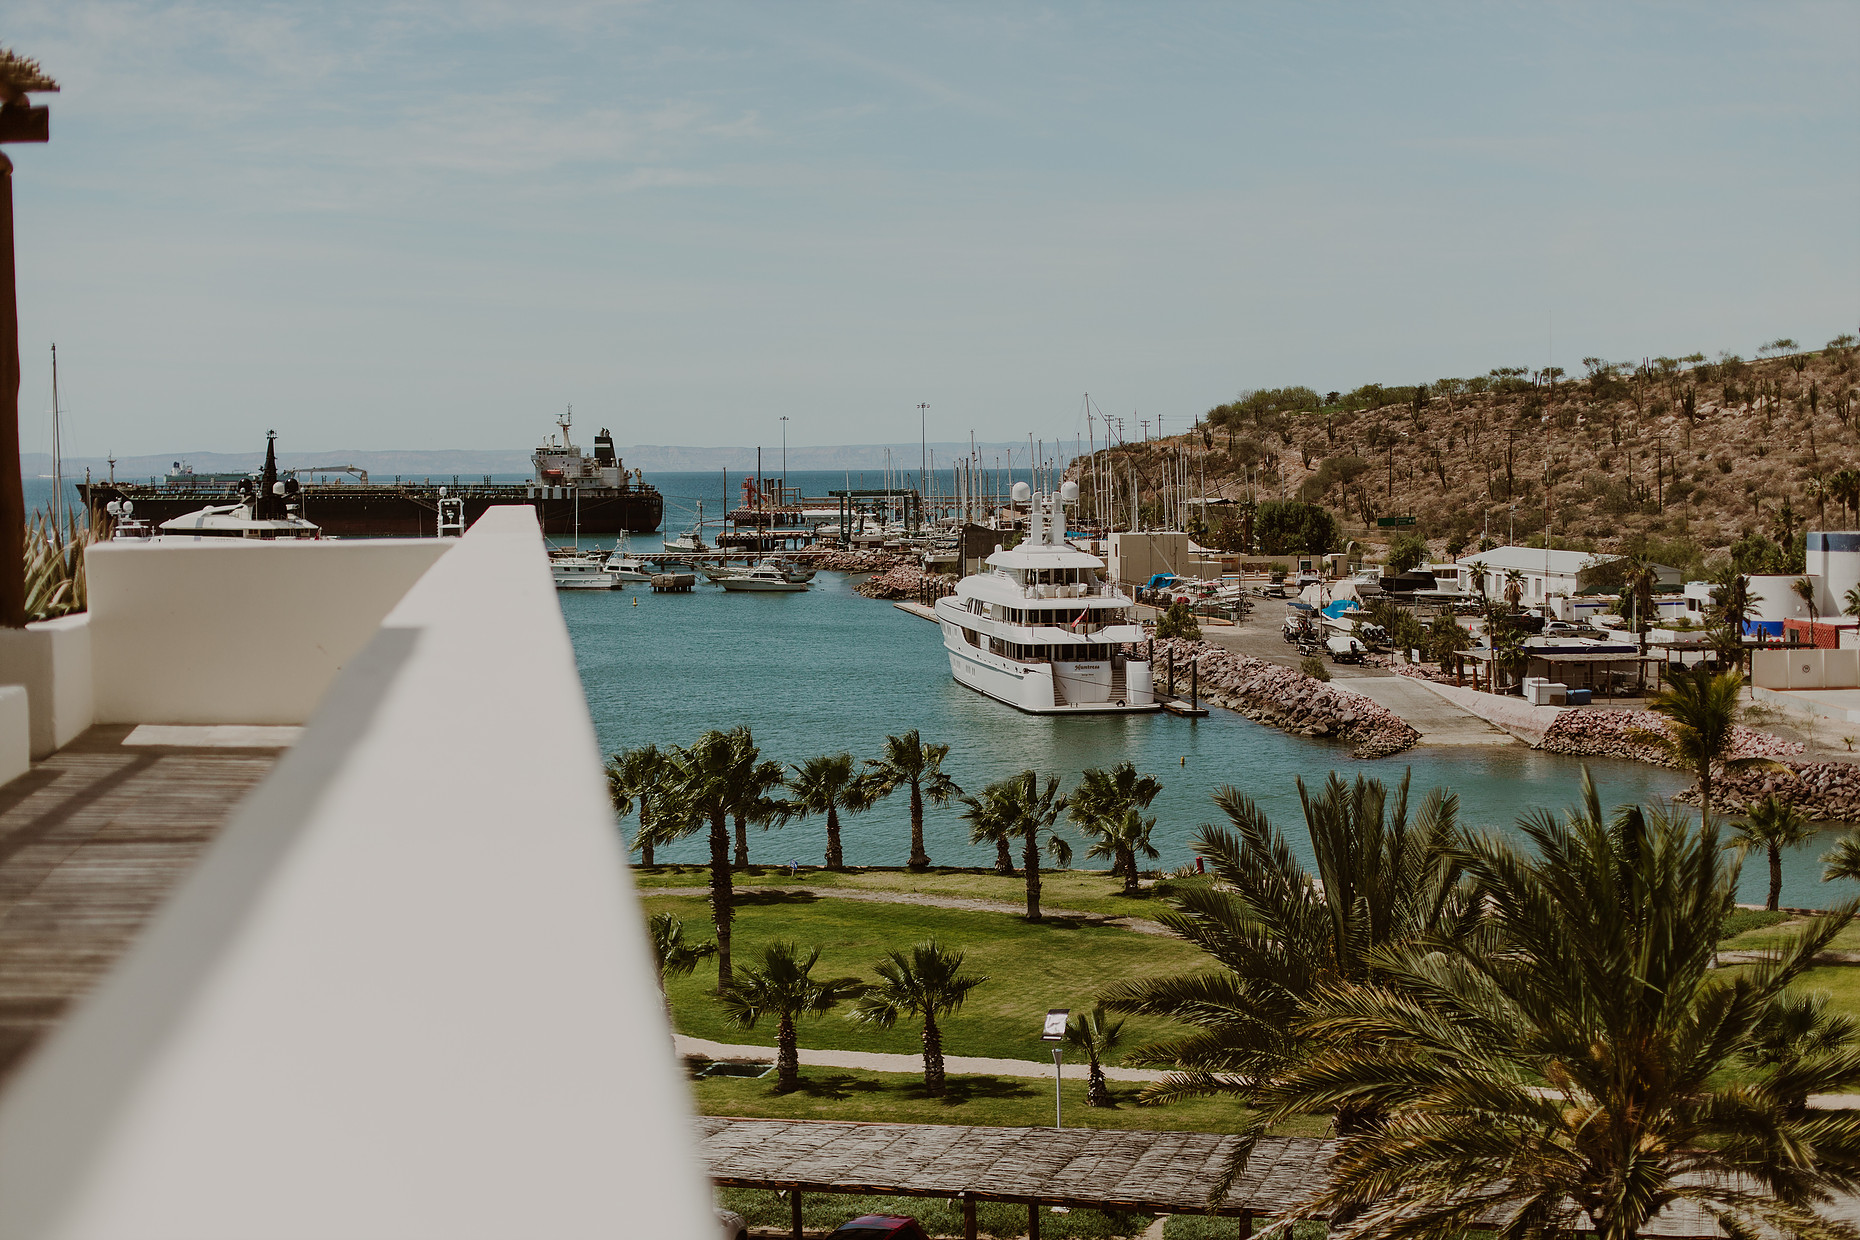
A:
<box><xmin>0</xmin><ymin>725</ymin><xmax>282</xmax><ymax>1087</ymax></box>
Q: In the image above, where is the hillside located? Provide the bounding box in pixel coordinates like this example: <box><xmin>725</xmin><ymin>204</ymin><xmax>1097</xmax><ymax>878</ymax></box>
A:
<box><xmin>1074</xmin><ymin>334</ymin><xmax>1860</xmax><ymax>577</ymax></box>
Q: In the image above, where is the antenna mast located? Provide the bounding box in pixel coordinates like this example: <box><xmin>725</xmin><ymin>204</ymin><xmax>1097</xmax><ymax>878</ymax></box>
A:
<box><xmin>49</xmin><ymin>343</ymin><xmax>61</xmax><ymax>529</ymax></box>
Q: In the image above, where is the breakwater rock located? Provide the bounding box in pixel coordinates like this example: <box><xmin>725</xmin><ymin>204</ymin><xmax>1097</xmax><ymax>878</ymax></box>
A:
<box><xmin>1149</xmin><ymin>638</ymin><xmax>1420</xmax><ymax>759</ymax></box>
<box><xmin>1669</xmin><ymin>759</ymin><xmax>1860</xmax><ymax>819</ymax></box>
<box><xmin>1538</xmin><ymin>709</ymin><xmax>1802</xmax><ymax>768</ymax></box>
<box><xmin>796</xmin><ymin>550</ymin><xmax>904</xmax><ymax>573</ymax></box>
<box><xmin>855</xmin><ymin>563</ymin><xmax>933</xmax><ymax>600</ymax></box>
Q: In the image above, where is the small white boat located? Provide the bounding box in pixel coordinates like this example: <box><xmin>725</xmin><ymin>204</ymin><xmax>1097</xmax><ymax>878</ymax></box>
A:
<box><xmin>718</xmin><ymin>562</ymin><xmax>809</xmax><ymax>592</ymax></box>
<box><xmin>602</xmin><ymin>551</ymin><xmax>654</xmax><ymax>581</ymax></box>
<box><xmin>553</xmin><ymin>555</ymin><xmax>619</xmax><ymax>590</ymax></box>
<box><xmin>663</xmin><ymin>501</ymin><xmax>712</xmax><ymax>554</ymax></box>
<box><xmin>776</xmin><ymin>560</ymin><xmax>817</xmax><ymax>583</ymax></box>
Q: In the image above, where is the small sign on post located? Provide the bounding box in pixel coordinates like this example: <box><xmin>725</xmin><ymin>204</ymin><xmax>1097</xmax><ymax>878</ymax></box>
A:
<box><xmin>1376</xmin><ymin>515</ymin><xmax>1417</xmax><ymax>528</ymax></box>
<box><xmin>1041</xmin><ymin>1009</ymin><xmax>1069</xmax><ymax>1129</ymax></box>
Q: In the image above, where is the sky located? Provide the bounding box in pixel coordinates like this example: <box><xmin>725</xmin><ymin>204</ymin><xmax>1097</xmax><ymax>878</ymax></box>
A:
<box><xmin>7</xmin><ymin>2</ymin><xmax>1857</xmax><ymax>460</ymax></box>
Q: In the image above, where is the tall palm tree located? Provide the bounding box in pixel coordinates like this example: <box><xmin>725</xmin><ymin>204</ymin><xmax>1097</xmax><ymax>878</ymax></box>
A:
<box><xmin>656</xmin><ymin>726</ymin><xmax>779</xmax><ymax>991</ymax></box>
<box><xmin>1844</xmin><ymin>581</ymin><xmax>1860</xmax><ymax>622</ymax></box>
<box><xmin>730</xmin><ymin>751</ymin><xmax>789</xmax><ymax>872</ymax></box>
<box><xmin>979</xmin><ymin>770</ymin><xmax>1071</xmax><ymax>921</ymax></box>
<box><xmin>1503</xmin><ymin>567</ymin><xmax>1525</xmax><ymax>611</ymax></box>
<box><xmin>960</xmin><ymin>781</ymin><xmax>1018</xmax><ymax>875</ymax></box>
<box><xmin>787</xmin><ymin>753</ymin><xmax>878</xmax><ymax>870</ymax></box>
<box><xmin>1063</xmin><ymin>1003</ymin><xmax>1125</xmax><ymax>1108</ymax></box>
<box><xmin>719</xmin><ymin>941</ymin><xmax>861</xmax><ymax>1093</ymax></box>
<box><xmin>607</xmin><ymin>743</ymin><xmax>671</xmax><ymax>866</ymax></box>
<box><xmin>1729</xmin><ymin>794</ymin><xmax>1818</xmax><ymax>911</ymax></box>
<box><xmin>1245</xmin><ymin>777</ymin><xmax>1860</xmax><ymax>1240</ymax></box>
<box><xmin>1068</xmin><ymin>762</ymin><xmax>1164</xmax><ymax>892</ymax></box>
<box><xmin>1638</xmin><ymin>665</ymin><xmax>1777</xmax><ymax>820</ymax></box>
<box><xmin>1102</xmin><ymin>771</ymin><xmax>1472</xmax><ymax>1115</ymax></box>
<box><xmin>646</xmin><ymin>912</ymin><xmax>716</xmax><ymax>994</ymax></box>
<box><xmin>863</xmin><ymin>730</ymin><xmax>962</xmax><ymax>870</ymax></box>
<box><xmin>850</xmin><ymin>939</ymin><xmax>987</xmax><ymax>1097</ymax></box>
<box><xmin>1082</xmin><ymin>809</ymin><xmax>1159</xmax><ymax>897</ymax></box>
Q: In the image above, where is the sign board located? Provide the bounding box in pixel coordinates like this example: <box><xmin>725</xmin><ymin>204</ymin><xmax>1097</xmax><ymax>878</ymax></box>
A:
<box><xmin>1041</xmin><ymin>1009</ymin><xmax>1070</xmax><ymax>1042</ymax></box>
<box><xmin>1376</xmin><ymin>515</ymin><xmax>1417</xmax><ymax>528</ymax></box>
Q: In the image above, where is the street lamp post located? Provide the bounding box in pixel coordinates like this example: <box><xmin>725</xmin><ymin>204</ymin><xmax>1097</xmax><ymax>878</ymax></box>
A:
<box><xmin>0</xmin><ymin>49</ymin><xmax>58</xmax><ymax>629</ymax></box>
<box><xmin>779</xmin><ymin>416</ymin><xmax>788</xmax><ymax>507</ymax></box>
<box><xmin>1041</xmin><ymin>1008</ymin><xmax>1068</xmax><ymax>1129</ymax></box>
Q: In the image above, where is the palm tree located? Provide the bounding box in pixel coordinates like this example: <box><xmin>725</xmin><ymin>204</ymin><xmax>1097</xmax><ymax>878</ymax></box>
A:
<box><xmin>959</xmin><ymin>781</ymin><xmax>1018</xmax><ymax>875</ymax></box>
<box><xmin>730</xmin><ymin>750</ymin><xmax>789</xmax><ymax>871</ymax></box>
<box><xmin>1502</xmin><ymin>567</ymin><xmax>1525</xmax><ymax>611</ymax></box>
<box><xmin>1083</xmin><ymin>809</ymin><xmax>1159</xmax><ymax>897</ymax></box>
<box><xmin>1063</xmin><ymin>1003</ymin><xmax>1125</xmax><ymax>1108</ymax></box>
<box><xmin>850</xmin><ymin>939</ymin><xmax>987</xmax><ymax>1097</ymax></box>
<box><xmin>1244</xmin><ymin>778</ymin><xmax>1860</xmax><ymax>1240</ymax></box>
<box><xmin>657</xmin><ymin>726</ymin><xmax>780</xmax><ymax>991</ymax></box>
<box><xmin>718</xmin><ymin>941</ymin><xmax>861</xmax><ymax>1093</ymax></box>
<box><xmin>607</xmin><ymin>743</ymin><xmax>671</xmax><ymax>866</ymax></box>
<box><xmin>1103</xmin><ymin>771</ymin><xmax>1472</xmax><ymax>1116</ymax></box>
<box><xmin>1729</xmin><ymin>794</ymin><xmax>1818</xmax><ymax>911</ymax></box>
<box><xmin>1823</xmin><ymin>829</ymin><xmax>1860</xmax><ymax>884</ymax></box>
<box><xmin>646</xmin><ymin>912</ymin><xmax>716</xmax><ymax>994</ymax></box>
<box><xmin>1794</xmin><ymin>575</ymin><xmax>1820</xmax><ymax>634</ymax></box>
<box><xmin>1639</xmin><ymin>665</ymin><xmax>1777</xmax><ymax>820</ymax></box>
<box><xmin>980</xmin><ymin>770</ymin><xmax>1071</xmax><ymax>921</ymax></box>
<box><xmin>863</xmin><ymin>730</ymin><xmax>962</xmax><ymax>870</ymax></box>
<box><xmin>787</xmin><ymin>753</ymin><xmax>878</xmax><ymax>870</ymax></box>
<box><xmin>1845</xmin><ymin>581</ymin><xmax>1860</xmax><ymax>621</ymax></box>
<box><xmin>1068</xmin><ymin>762</ymin><xmax>1164</xmax><ymax>893</ymax></box>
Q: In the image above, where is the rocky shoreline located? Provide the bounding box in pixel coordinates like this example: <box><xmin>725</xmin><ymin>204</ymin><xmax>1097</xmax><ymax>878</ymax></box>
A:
<box><xmin>1149</xmin><ymin>638</ymin><xmax>1420</xmax><ymax>759</ymax></box>
<box><xmin>1537</xmin><ymin>708</ymin><xmax>1802</xmax><ymax>767</ymax></box>
<box><xmin>793</xmin><ymin>549</ymin><xmax>905</xmax><ymax>573</ymax></box>
<box><xmin>854</xmin><ymin>562</ymin><xmax>934</xmax><ymax>600</ymax></box>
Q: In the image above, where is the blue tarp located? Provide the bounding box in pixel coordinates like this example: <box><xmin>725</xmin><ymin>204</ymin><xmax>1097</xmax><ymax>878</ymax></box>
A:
<box><xmin>1146</xmin><ymin>574</ymin><xmax>1179</xmax><ymax>590</ymax></box>
<box><xmin>1321</xmin><ymin>600</ymin><xmax>1362</xmax><ymax>620</ymax></box>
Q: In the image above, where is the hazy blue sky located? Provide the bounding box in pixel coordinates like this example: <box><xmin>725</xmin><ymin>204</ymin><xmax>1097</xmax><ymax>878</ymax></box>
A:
<box><xmin>8</xmin><ymin>2</ymin><xmax>1857</xmax><ymax>459</ymax></box>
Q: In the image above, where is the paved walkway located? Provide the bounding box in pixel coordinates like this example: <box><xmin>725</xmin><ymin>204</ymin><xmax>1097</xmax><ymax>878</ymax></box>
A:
<box><xmin>647</xmin><ymin>885</ymin><xmax>1176</xmax><ymax>937</ymax></box>
<box><xmin>1409</xmin><ymin>677</ymin><xmax>1565</xmax><ymax>744</ymax></box>
<box><xmin>677</xmin><ymin>1035</ymin><xmax>1171</xmax><ymax>1083</ymax></box>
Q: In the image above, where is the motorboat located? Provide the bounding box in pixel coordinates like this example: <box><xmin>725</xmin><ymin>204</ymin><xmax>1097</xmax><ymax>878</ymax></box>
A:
<box><xmin>553</xmin><ymin>553</ymin><xmax>619</xmax><ymax>590</ymax></box>
<box><xmin>1326</xmin><ymin>633</ymin><xmax>1367</xmax><ymax>663</ymax></box>
<box><xmin>718</xmin><ymin>563</ymin><xmax>809</xmax><ymax>592</ymax></box>
<box><xmin>932</xmin><ymin>483</ymin><xmax>1156</xmax><ymax>714</ymax></box>
<box><xmin>602</xmin><ymin>549</ymin><xmax>654</xmax><ymax>581</ymax></box>
<box><xmin>663</xmin><ymin>501</ymin><xmax>712</xmax><ymax>554</ymax></box>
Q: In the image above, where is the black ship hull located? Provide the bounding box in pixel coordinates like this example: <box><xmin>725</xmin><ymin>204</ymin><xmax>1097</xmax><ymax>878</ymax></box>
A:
<box><xmin>80</xmin><ymin>483</ymin><xmax>663</xmax><ymax>538</ymax></box>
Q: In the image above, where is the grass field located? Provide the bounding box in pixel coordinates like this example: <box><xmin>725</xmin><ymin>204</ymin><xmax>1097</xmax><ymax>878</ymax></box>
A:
<box><xmin>649</xmin><ymin>890</ymin><xmax>1205</xmax><ymax>1063</ymax></box>
<box><xmin>689</xmin><ymin>1064</ymin><xmax>1328</xmax><ymax>1137</ymax></box>
<box><xmin>634</xmin><ymin>863</ymin><xmax>1202</xmax><ymax>920</ymax></box>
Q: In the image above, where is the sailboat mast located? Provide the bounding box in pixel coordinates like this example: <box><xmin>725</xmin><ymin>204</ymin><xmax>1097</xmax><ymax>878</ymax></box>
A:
<box><xmin>49</xmin><ymin>343</ymin><xmax>61</xmax><ymax>529</ymax></box>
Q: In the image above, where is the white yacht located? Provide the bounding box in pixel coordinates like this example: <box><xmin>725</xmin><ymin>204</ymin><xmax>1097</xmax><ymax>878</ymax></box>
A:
<box><xmin>663</xmin><ymin>502</ymin><xmax>712</xmax><ymax>554</ymax></box>
<box><xmin>934</xmin><ymin>482</ymin><xmax>1156</xmax><ymax>713</ymax></box>
<box><xmin>718</xmin><ymin>561</ymin><xmax>809</xmax><ymax>592</ymax></box>
<box><xmin>602</xmin><ymin>548</ymin><xmax>654</xmax><ymax>581</ymax></box>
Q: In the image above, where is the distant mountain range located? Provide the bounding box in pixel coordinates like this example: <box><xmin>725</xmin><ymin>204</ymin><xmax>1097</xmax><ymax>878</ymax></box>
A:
<box><xmin>23</xmin><ymin>441</ymin><xmax>1079</xmax><ymax>481</ymax></box>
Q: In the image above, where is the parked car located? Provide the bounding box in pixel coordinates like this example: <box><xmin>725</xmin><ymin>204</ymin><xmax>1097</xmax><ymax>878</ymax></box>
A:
<box><xmin>829</xmin><ymin>1216</ymin><xmax>930</xmax><ymax>1240</ymax></box>
<box><xmin>1542</xmin><ymin>621</ymin><xmax>1581</xmax><ymax>637</ymax></box>
<box><xmin>717</xmin><ymin>1208</ymin><xmax>749</xmax><ymax>1240</ymax></box>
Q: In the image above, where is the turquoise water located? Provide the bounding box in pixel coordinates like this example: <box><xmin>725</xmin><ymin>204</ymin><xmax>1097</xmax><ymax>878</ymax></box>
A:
<box><xmin>565</xmin><ymin>473</ymin><xmax>1859</xmax><ymax>910</ymax></box>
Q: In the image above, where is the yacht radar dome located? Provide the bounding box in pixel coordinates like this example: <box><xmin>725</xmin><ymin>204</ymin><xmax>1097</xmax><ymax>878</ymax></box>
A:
<box><xmin>1011</xmin><ymin>481</ymin><xmax>1031</xmax><ymax>503</ymax></box>
<box><xmin>1059</xmin><ymin>481</ymin><xmax>1079</xmax><ymax>504</ymax></box>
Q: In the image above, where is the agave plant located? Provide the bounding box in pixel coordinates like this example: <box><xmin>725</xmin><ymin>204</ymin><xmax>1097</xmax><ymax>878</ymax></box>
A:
<box><xmin>24</xmin><ymin>508</ymin><xmax>94</xmax><ymax>621</ymax></box>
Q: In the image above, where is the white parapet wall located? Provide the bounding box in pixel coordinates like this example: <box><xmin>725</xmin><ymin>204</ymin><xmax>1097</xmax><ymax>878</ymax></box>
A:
<box><xmin>0</xmin><ymin>685</ymin><xmax>28</xmax><ymax>785</ymax></box>
<box><xmin>0</xmin><ymin>507</ymin><xmax>715</xmax><ymax>1238</ymax></box>
<box><xmin>0</xmin><ymin>613</ymin><xmax>93</xmax><ymax>758</ymax></box>
<box><xmin>88</xmin><ymin>537</ymin><xmax>452</xmax><ymax>726</ymax></box>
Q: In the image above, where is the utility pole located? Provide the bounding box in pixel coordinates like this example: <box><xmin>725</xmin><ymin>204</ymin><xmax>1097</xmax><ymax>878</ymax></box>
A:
<box><xmin>779</xmin><ymin>415</ymin><xmax>788</xmax><ymax>505</ymax></box>
<box><xmin>918</xmin><ymin>402</ymin><xmax>928</xmax><ymax>501</ymax></box>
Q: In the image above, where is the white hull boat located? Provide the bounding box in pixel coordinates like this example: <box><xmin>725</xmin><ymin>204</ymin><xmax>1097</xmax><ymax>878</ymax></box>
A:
<box><xmin>553</xmin><ymin>556</ymin><xmax>619</xmax><ymax>590</ymax></box>
<box><xmin>934</xmin><ymin>483</ymin><xmax>1156</xmax><ymax>714</ymax></box>
<box><xmin>718</xmin><ymin>563</ymin><xmax>809</xmax><ymax>592</ymax></box>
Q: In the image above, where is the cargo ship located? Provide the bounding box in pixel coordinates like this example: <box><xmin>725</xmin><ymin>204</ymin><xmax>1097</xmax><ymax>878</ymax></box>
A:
<box><xmin>80</xmin><ymin>413</ymin><xmax>663</xmax><ymax>538</ymax></box>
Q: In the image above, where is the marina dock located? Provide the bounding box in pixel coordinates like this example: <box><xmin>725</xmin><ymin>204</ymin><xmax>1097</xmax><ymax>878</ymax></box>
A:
<box><xmin>893</xmin><ymin>601</ymin><xmax>938</xmax><ymax>623</ymax></box>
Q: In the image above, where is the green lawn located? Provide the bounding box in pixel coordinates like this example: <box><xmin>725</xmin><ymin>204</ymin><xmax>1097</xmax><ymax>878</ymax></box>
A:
<box><xmin>634</xmin><ymin>863</ymin><xmax>1192</xmax><ymax>920</ymax></box>
<box><xmin>649</xmin><ymin>890</ymin><xmax>1205</xmax><ymax>1063</ymax></box>
<box><xmin>689</xmin><ymin>1063</ymin><xmax>1327</xmax><ymax>1137</ymax></box>
<box><xmin>1721</xmin><ymin>913</ymin><xmax>1860</xmax><ymax>954</ymax></box>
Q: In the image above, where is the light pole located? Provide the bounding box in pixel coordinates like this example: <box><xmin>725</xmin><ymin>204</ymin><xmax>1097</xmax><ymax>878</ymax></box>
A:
<box><xmin>1041</xmin><ymin>1008</ymin><xmax>1068</xmax><ymax>1129</ymax></box>
<box><xmin>780</xmin><ymin>415</ymin><xmax>789</xmax><ymax>505</ymax></box>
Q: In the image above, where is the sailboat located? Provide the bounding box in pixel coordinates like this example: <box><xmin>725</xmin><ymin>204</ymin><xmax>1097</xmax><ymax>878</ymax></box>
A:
<box><xmin>663</xmin><ymin>501</ymin><xmax>711</xmax><ymax>553</ymax></box>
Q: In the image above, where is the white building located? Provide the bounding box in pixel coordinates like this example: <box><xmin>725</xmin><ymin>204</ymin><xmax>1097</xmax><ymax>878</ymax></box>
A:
<box><xmin>1454</xmin><ymin>546</ymin><xmax>1681</xmax><ymax>608</ymax></box>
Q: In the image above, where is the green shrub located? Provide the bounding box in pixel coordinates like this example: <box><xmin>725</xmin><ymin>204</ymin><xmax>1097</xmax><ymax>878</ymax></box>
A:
<box><xmin>1155</xmin><ymin>601</ymin><xmax>1201</xmax><ymax>641</ymax></box>
<box><xmin>1299</xmin><ymin>655</ymin><xmax>1331</xmax><ymax>682</ymax></box>
<box><xmin>1720</xmin><ymin>908</ymin><xmax>1792</xmax><ymax>940</ymax></box>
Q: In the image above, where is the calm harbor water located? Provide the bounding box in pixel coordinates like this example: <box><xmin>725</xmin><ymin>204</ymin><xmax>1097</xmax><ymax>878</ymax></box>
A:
<box><xmin>564</xmin><ymin>472</ymin><xmax>1858</xmax><ymax>910</ymax></box>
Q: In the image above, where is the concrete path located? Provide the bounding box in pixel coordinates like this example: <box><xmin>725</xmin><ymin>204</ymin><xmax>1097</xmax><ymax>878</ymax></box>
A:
<box><xmin>677</xmin><ymin>1035</ymin><xmax>1172</xmax><ymax>1084</ymax></box>
<box><xmin>1409</xmin><ymin>677</ymin><xmax>1565</xmax><ymax>745</ymax></box>
<box><xmin>1331</xmin><ymin>675</ymin><xmax>1516</xmax><ymax>746</ymax></box>
<box><xmin>646</xmin><ymin>885</ymin><xmax>1176</xmax><ymax>937</ymax></box>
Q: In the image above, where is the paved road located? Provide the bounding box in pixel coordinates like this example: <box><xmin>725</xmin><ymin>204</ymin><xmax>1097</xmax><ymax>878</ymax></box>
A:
<box><xmin>678</xmin><ymin>1035</ymin><xmax>1172</xmax><ymax>1084</ymax></box>
<box><xmin>1331</xmin><ymin>675</ymin><xmax>1516</xmax><ymax>746</ymax></box>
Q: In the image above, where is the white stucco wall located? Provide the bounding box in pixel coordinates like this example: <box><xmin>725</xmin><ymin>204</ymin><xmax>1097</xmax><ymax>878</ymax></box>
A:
<box><xmin>87</xmin><ymin>538</ymin><xmax>451</xmax><ymax>725</ymax></box>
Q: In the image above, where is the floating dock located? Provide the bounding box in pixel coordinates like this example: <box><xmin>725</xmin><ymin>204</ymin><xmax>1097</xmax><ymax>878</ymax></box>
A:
<box><xmin>650</xmin><ymin>573</ymin><xmax>696</xmax><ymax>593</ymax></box>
